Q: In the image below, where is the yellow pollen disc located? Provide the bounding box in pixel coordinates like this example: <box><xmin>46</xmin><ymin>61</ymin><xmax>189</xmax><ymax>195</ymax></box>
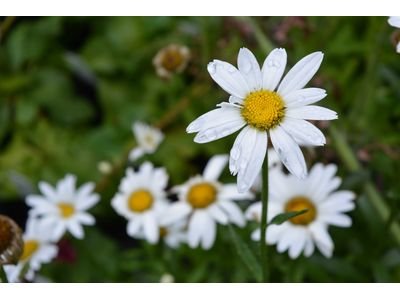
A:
<box><xmin>128</xmin><ymin>190</ymin><xmax>153</xmax><ymax>212</ymax></box>
<box><xmin>162</xmin><ymin>49</ymin><xmax>184</xmax><ymax>71</ymax></box>
<box><xmin>187</xmin><ymin>183</ymin><xmax>217</xmax><ymax>209</ymax></box>
<box><xmin>144</xmin><ymin>135</ymin><xmax>155</xmax><ymax>147</ymax></box>
<box><xmin>58</xmin><ymin>203</ymin><xmax>75</xmax><ymax>218</ymax></box>
<box><xmin>20</xmin><ymin>240</ymin><xmax>39</xmax><ymax>261</ymax></box>
<box><xmin>285</xmin><ymin>197</ymin><xmax>316</xmax><ymax>225</ymax></box>
<box><xmin>0</xmin><ymin>219</ymin><xmax>12</xmax><ymax>253</ymax></box>
<box><xmin>159</xmin><ymin>227</ymin><xmax>168</xmax><ymax>238</ymax></box>
<box><xmin>241</xmin><ymin>89</ymin><xmax>285</xmax><ymax>131</ymax></box>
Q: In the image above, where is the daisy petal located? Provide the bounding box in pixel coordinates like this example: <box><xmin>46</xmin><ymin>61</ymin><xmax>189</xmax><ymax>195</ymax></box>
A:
<box><xmin>187</xmin><ymin>210</ymin><xmax>208</xmax><ymax>248</ymax></box>
<box><xmin>315</xmin><ymin>240</ymin><xmax>333</xmax><ymax>258</ymax></box>
<box><xmin>288</xmin><ymin>227</ymin><xmax>307</xmax><ymax>259</ymax></box>
<box><xmin>284</xmin><ymin>88</ymin><xmax>327</xmax><ymax>108</ymax></box>
<box><xmin>277</xmin><ymin>52</ymin><xmax>324</xmax><ymax>97</ymax></box>
<box><xmin>285</xmin><ymin>106</ymin><xmax>338</xmax><ymax>121</ymax></box>
<box><xmin>207</xmin><ymin>59</ymin><xmax>250</xmax><ymax>99</ymax></box>
<box><xmin>267</xmin><ymin>223</ymin><xmax>290</xmax><ymax>245</ymax></box>
<box><xmin>159</xmin><ymin>202</ymin><xmax>192</xmax><ymax>226</ymax></box>
<box><xmin>38</xmin><ymin>181</ymin><xmax>57</xmax><ymax>201</ymax></box>
<box><xmin>76</xmin><ymin>182</ymin><xmax>96</xmax><ymax>198</ymax></box>
<box><xmin>238</xmin><ymin>47</ymin><xmax>262</xmax><ymax>92</ymax></box>
<box><xmin>128</xmin><ymin>147</ymin><xmax>144</xmax><ymax>161</ymax></box>
<box><xmin>388</xmin><ymin>16</ymin><xmax>400</xmax><ymax>28</ymax></box>
<box><xmin>303</xmin><ymin>234</ymin><xmax>315</xmax><ymax>257</ymax></box>
<box><xmin>251</xmin><ymin>228</ymin><xmax>261</xmax><ymax>241</ymax></box>
<box><xmin>218</xmin><ymin>201</ymin><xmax>246</xmax><ymax>227</ymax></box>
<box><xmin>279</xmin><ymin>117</ymin><xmax>326</xmax><ymax>146</ymax></box>
<box><xmin>67</xmin><ymin>221</ymin><xmax>84</xmax><ymax>239</ymax></box>
<box><xmin>309</xmin><ymin>222</ymin><xmax>334</xmax><ymax>250</ymax></box>
<box><xmin>201</xmin><ymin>214</ymin><xmax>217</xmax><ymax>250</ymax></box>
<box><xmin>261</xmin><ymin>48</ymin><xmax>287</xmax><ymax>91</ymax></box>
<box><xmin>202</xmin><ymin>154</ymin><xmax>229</xmax><ymax>181</ymax></box>
<box><xmin>319</xmin><ymin>213</ymin><xmax>352</xmax><ymax>227</ymax></box>
<box><xmin>127</xmin><ymin>218</ymin><xmax>142</xmax><ymax>237</ymax></box>
<box><xmin>277</xmin><ymin>225</ymin><xmax>297</xmax><ymax>253</ymax></box>
<box><xmin>270</xmin><ymin>125</ymin><xmax>307</xmax><ymax>180</ymax></box>
<box><xmin>75</xmin><ymin>212</ymin><xmax>96</xmax><ymax>226</ymax></box>
<box><xmin>244</xmin><ymin>201</ymin><xmax>262</xmax><ymax>221</ymax></box>
<box><xmin>51</xmin><ymin>222</ymin><xmax>66</xmax><ymax>242</ymax></box>
<box><xmin>75</xmin><ymin>194</ymin><xmax>100</xmax><ymax>211</ymax></box>
<box><xmin>143</xmin><ymin>211</ymin><xmax>159</xmax><ymax>244</ymax></box>
<box><xmin>56</xmin><ymin>174</ymin><xmax>77</xmax><ymax>199</ymax></box>
<box><xmin>219</xmin><ymin>183</ymin><xmax>255</xmax><ymax>201</ymax></box>
<box><xmin>207</xmin><ymin>204</ymin><xmax>229</xmax><ymax>225</ymax></box>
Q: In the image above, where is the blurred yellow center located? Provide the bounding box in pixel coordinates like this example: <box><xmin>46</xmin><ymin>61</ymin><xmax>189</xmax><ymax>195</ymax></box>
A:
<box><xmin>0</xmin><ymin>219</ymin><xmax>12</xmax><ymax>253</ymax></box>
<box><xmin>129</xmin><ymin>190</ymin><xmax>153</xmax><ymax>212</ymax></box>
<box><xmin>241</xmin><ymin>89</ymin><xmax>285</xmax><ymax>131</ymax></box>
<box><xmin>159</xmin><ymin>227</ymin><xmax>168</xmax><ymax>238</ymax></box>
<box><xmin>188</xmin><ymin>183</ymin><xmax>217</xmax><ymax>208</ymax></box>
<box><xmin>58</xmin><ymin>203</ymin><xmax>75</xmax><ymax>218</ymax></box>
<box><xmin>162</xmin><ymin>49</ymin><xmax>183</xmax><ymax>71</ymax></box>
<box><xmin>20</xmin><ymin>240</ymin><xmax>39</xmax><ymax>261</ymax></box>
<box><xmin>144</xmin><ymin>135</ymin><xmax>155</xmax><ymax>147</ymax></box>
<box><xmin>285</xmin><ymin>197</ymin><xmax>316</xmax><ymax>225</ymax></box>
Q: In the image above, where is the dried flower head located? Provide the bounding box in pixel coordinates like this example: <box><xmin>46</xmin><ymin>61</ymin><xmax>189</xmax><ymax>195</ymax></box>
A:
<box><xmin>153</xmin><ymin>44</ymin><xmax>190</xmax><ymax>79</ymax></box>
<box><xmin>0</xmin><ymin>215</ymin><xmax>24</xmax><ymax>266</ymax></box>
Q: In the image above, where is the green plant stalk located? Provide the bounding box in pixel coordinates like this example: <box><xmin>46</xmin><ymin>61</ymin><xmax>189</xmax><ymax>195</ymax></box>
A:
<box><xmin>0</xmin><ymin>266</ymin><xmax>9</xmax><ymax>283</ymax></box>
<box><xmin>233</xmin><ymin>16</ymin><xmax>275</xmax><ymax>54</ymax></box>
<box><xmin>329</xmin><ymin>124</ymin><xmax>400</xmax><ymax>246</ymax></box>
<box><xmin>260</xmin><ymin>150</ymin><xmax>269</xmax><ymax>283</ymax></box>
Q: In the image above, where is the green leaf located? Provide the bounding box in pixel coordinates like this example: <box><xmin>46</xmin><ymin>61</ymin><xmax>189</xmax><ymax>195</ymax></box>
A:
<box><xmin>228</xmin><ymin>223</ymin><xmax>262</xmax><ymax>283</ymax></box>
<box><xmin>267</xmin><ymin>209</ymin><xmax>309</xmax><ymax>227</ymax></box>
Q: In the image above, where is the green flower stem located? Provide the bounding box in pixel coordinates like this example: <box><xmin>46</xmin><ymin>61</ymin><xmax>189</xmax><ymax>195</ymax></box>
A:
<box><xmin>329</xmin><ymin>124</ymin><xmax>400</xmax><ymax>246</ymax></box>
<box><xmin>234</xmin><ymin>16</ymin><xmax>275</xmax><ymax>54</ymax></box>
<box><xmin>260</xmin><ymin>149</ymin><xmax>269</xmax><ymax>283</ymax></box>
<box><xmin>0</xmin><ymin>266</ymin><xmax>8</xmax><ymax>283</ymax></box>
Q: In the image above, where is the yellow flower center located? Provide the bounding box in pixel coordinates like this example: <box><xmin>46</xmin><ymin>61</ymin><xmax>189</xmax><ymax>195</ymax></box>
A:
<box><xmin>144</xmin><ymin>135</ymin><xmax>155</xmax><ymax>147</ymax></box>
<box><xmin>159</xmin><ymin>227</ymin><xmax>168</xmax><ymax>238</ymax></box>
<box><xmin>241</xmin><ymin>89</ymin><xmax>285</xmax><ymax>131</ymax></box>
<box><xmin>20</xmin><ymin>240</ymin><xmax>39</xmax><ymax>261</ymax></box>
<box><xmin>162</xmin><ymin>49</ymin><xmax>184</xmax><ymax>71</ymax></box>
<box><xmin>58</xmin><ymin>203</ymin><xmax>75</xmax><ymax>218</ymax></box>
<box><xmin>187</xmin><ymin>183</ymin><xmax>217</xmax><ymax>209</ymax></box>
<box><xmin>285</xmin><ymin>197</ymin><xmax>316</xmax><ymax>225</ymax></box>
<box><xmin>0</xmin><ymin>219</ymin><xmax>12</xmax><ymax>253</ymax></box>
<box><xmin>128</xmin><ymin>190</ymin><xmax>153</xmax><ymax>212</ymax></box>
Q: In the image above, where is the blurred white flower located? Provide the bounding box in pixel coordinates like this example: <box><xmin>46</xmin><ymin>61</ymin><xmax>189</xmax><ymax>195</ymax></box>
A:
<box><xmin>388</xmin><ymin>16</ymin><xmax>400</xmax><ymax>53</ymax></box>
<box><xmin>111</xmin><ymin>162</ymin><xmax>169</xmax><ymax>244</ymax></box>
<box><xmin>153</xmin><ymin>44</ymin><xmax>191</xmax><ymax>80</ymax></box>
<box><xmin>187</xmin><ymin>47</ymin><xmax>337</xmax><ymax>193</ymax></box>
<box><xmin>3</xmin><ymin>218</ymin><xmax>58</xmax><ymax>282</ymax></box>
<box><xmin>129</xmin><ymin>122</ymin><xmax>165</xmax><ymax>162</ymax></box>
<box><xmin>26</xmin><ymin>174</ymin><xmax>100</xmax><ymax>242</ymax></box>
<box><xmin>97</xmin><ymin>161</ymin><xmax>113</xmax><ymax>175</ymax></box>
<box><xmin>245</xmin><ymin>163</ymin><xmax>356</xmax><ymax>259</ymax></box>
<box><xmin>160</xmin><ymin>154</ymin><xmax>254</xmax><ymax>250</ymax></box>
<box><xmin>160</xmin><ymin>273</ymin><xmax>175</xmax><ymax>283</ymax></box>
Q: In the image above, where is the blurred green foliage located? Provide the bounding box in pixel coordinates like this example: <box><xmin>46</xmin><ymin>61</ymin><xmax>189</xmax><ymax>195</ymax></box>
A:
<box><xmin>1</xmin><ymin>16</ymin><xmax>400</xmax><ymax>283</ymax></box>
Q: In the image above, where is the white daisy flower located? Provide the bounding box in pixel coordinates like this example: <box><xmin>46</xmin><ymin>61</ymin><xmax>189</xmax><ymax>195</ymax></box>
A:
<box><xmin>111</xmin><ymin>161</ymin><xmax>169</xmax><ymax>244</ymax></box>
<box><xmin>245</xmin><ymin>163</ymin><xmax>356</xmax><ymax>259</ymax></box>
<box><xmin>26</xmin><ymin>174</ymin><xmax>100</xmax><ymax>242</ymax></box>
<box><xmin>187</xmin><ymin>48</ymin><xmax>337</xmax><ymax>192</ymax></box>
<box><xmin>159</xmin><ymin>154</ymin><xmax>254</xmax><ymax>250</ymax></box>
<box><xmin>388</xmin><ymin>16</ymin><xmax>400</xmax><ymax>53</ymax></box>
<box><xmin>133</xmin><ymin>220</ymin><xmax>187</xmax><ymax>249</ymax></box>
<box><xmin>3</xmin><ymin>218</ymin><xmax>58</xmax><ymax>282</ymax></box>
<box><xmin>129</xmin><ymin>121</ymin><xmax>165</xmax><ymax>161</ymax></box>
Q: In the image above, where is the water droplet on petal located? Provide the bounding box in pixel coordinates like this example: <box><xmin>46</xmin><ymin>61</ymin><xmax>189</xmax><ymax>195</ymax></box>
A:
<box><xmin>222</xmin><ymin>128</ymin><xmax>231</xmax><ymax>136</ymax></box>
<box><xmin>320</xmin><ymin>116</ymin><xmax>326</xmax><ymax>120</ymax></box>
<box><xmin>268</xmin><ymin>59</ymin><xmax>281</xmax><ymax>68</ymax></box>
<box><xmin>241</xmin><ymin>63</ymin><xmax>252</xmax><ymax>74</ymax></box>
<box><xmin>307</xmin><ymin>135</ymin><xmax>312</xmax><ymax>139</ymax></box>
<box><xmin>296</xmin><ymin>95</ymin><xmax>305</xmax><ymax>102</ymax></box>
<box><xmin>218</xmin><ymin>64</ymin><xmax>223</xmax><ymax>69</ymax></box>
<box><xmin>207</xmin><ymin>63</ymin><xmax>216</xmax><ymax>75</ymax></box>
<box><xmin>204</xmin><ymin>129</ymin><xmax>217</xmax><ymax>140</ymax></box>
<box><xmin>230</xmin><ymin>145</ymin><xmax>242</xmax><ymax>160</ymax></box>
<box><xmin>229</xmin><ymin>66</ymin><xmax>236</xmax><ymax>73</ymax></box>
<box><xmin>240</xmin><ymin>158</ymin><xmax>249</xmax><ymax>169</ymax></box>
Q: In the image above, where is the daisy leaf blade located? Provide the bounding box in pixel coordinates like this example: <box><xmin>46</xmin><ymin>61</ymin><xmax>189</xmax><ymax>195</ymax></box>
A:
<box><xmin>228</xmin><ymin>223</ymin><xmax>262</xmax><ymax>283</ymax></box>
<box><xmin>267</xmin><ymin>209</ymin><xmax>310</xmax><ymax>227</ymax></box>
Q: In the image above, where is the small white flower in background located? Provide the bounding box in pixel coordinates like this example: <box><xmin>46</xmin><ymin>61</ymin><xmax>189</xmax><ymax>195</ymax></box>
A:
<box><xmin>153</xmin><ymin>44</ymin><xmax>191</xmax><ymax>80</ymax></box>
<box><xmin>111</xmin><ymin>162</ymin><xmax>169</xmax><ymax>244</ymax></box>
<box><xmin>26</xmin><ymin>174</ymin><xmax>100</xmax><ymax>242</ymax></box>
<box><xmin>388</xmin><ymin>17</ymin><xmax>400</xmax><ymax>53</ymax></box>
<box><xmin>129</xmin><ymin>122</ymin><xmax>165</xmax><ymax>162</ymax></box>
<box><xmin>187</xmin><ymin>47</ymin><xmax>337</xmax><ymax>193</ymax></box>
<box><xmin>97</xmin><ymin>161</ymin><xmax>113</xmax><ymax>175</ymax></box>
<box><xmin>245</xmin><ymin>163</ymin><xmax>356</xmax><ymax>259</ymax></box>
<box><xmin>160</xmin><ymin>273</ymin><xmax>175</xmax><ymax>283</ymax></box>
<box><xmin>159</xmin><ymin>154</ymin><xmax>254</xmax><ymax>250</ymax></box>
<box><xmin>133</xmin><ymin>219</ymin><xmax>187</xmax><ymax>249</ymax></box>
<box><xmin>3</xmin><ymin>218</ymin><xmax>58</xmax><ymax>282</ymax></box>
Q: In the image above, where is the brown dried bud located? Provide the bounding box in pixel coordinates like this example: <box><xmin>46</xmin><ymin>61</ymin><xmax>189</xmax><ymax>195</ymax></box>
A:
<box><xmin>153</xmin><ymin>44</ymin><xmax>191</xmax><ymax>80</ymax></box>
<box><xmin>0</xmin><ymin>215</ymin><xmax>24</xmax><ymax>266</ymax></box>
